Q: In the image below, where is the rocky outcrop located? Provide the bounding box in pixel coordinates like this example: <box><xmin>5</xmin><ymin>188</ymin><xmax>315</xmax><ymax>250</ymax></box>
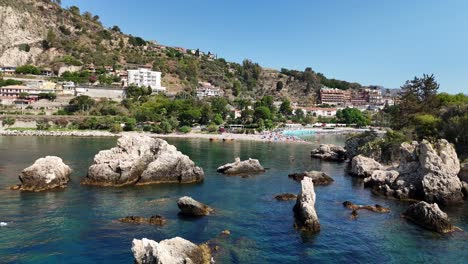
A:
<box><xmin>177</xmin><ymin>196</ymin><xmax>213</xmax><ymax>216</ymax></box>
<box><xmin>349</xmin><ymin>155</ymin><xmax>383</xmax><ymax>177</ymax></box>
<box><xmin>132</xmin><ymin>237</ymin><xmax>211</xmax><ymax>264</ymax></box>
<box><xmin>293</xmin><ymin>178</ymin><xmax>320</xmax><ymax>232</ymax></box>
<box><xmin>459</xmin><ymin>160</ymin><xmax>468</xmax><ymax>183</ymax></box>
<box><xmin>11</xmin><ymin>156</ymin><xmax>71</xmax><ymax>191</ymax></box>
<box><xmin>82</xmin><ymin>135</ymin><xmax>204</xmax><ymax>186</ymax></box>
<box><xmin>345</xmin><ymin>131</ymin><xmax>380</xmax><ymax>160</ymax></box>
<box><xmin>275</xmin><ymin>193</ymin><xmax>297</xmax><ymax>201</ymax></box>
<box><xmin>353</xmin><ymin>140</ymin><xmax>465</xmax><ymax>205</ymax></box>
<box><xmin>402</xmin><ymin>201</ymin><xmax>458</xmax><ymax>233</ymax></box>
<box><xmin>311</xmin><ymin>144</ymin><xmax>346</xmax><ymax>162</ymax></box>
<box><xmin>288</xmin><ymin>171</ymin><xmax>334</xmax><ymax>185</ymax></box>
<box><xmin>217</xmin><ymin>158</ymin><xmax>265</xmax><ymax>175</ymax></box>
<box><xmin>118</xmin><ymin>215</ymin><xmax>167</xmax><ymax>226</ymax></box>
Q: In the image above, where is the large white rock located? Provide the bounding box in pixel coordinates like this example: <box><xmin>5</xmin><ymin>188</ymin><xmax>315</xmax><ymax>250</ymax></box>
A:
<box><xmin>132</xmin><ymin>237</ymin><xmax>208</xmax><ymax>264</ymax></box>
<box><xmin>15</xmin><ymin>156</ymin><xmax>71</xmax><ymax>191</ymax></box>
<box><xmin>82</xmin><ymin>135</ymin><xmax>204</xmax><ymax>186</ymax></box>
<box><xmin>217</xmin><ymin>157</ymin><xmax>265</xmax><ymax>175</ymax></box>
<box><xmin>293</xmin><ymin>177</ymin><xmax>320</xmax><ymax>232</ymax></box>
<box><xmin>359</xmin><ymin>139</ymin><xmax>464</xmax><ymax>205</ymax></box>
<box><xmin>350</xmin><ymin>155</ymin><xmax>383</xmax><ymax>177</ymax></box>
<box><xmin>310</xmin><ymin>144</ymin><xmax>347</xmax><ymax>162</ymax></box>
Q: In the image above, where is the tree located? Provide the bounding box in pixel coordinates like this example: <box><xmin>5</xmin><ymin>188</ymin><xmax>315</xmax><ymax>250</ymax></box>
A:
<box><xmin>18</xmin><ymin>92</ymin><xmax>29</xmax><ymax>99</ymax></box>
<box><xmin>336</xmin><ymin>108</ymin><xmax>370</xmax><ymax>127</ymax></box>
<box><xmin>2</xmin><ymin>117</ymin><xmax>15</xmax><ymax>128</ymax></box>
<box><xmin>69</xmin><ymin>6</ymin><xmax>80</xmax><ymax>16</ymax></box>
<box><xmin>68</xmin><ymin>95</ymin><xmax>95</xmax><ymax>113</ymax></box>
<box><xmin>16</xmin><ymin>65</ymin><xmax>40</xmax><ymax>75</ymax></box>
<box><xmin>36</xmin><ymin>119</ymin><xmax>51</xmax><ymax>130</ymax></box>
<box><xmin>395</xmin><ymin>74</ymin><xmax>440</xmax><ymax>129</ymax></box>
<box><xmin>178</xmin><ymin>109</ymin><xmax>201</xmax><ymax>126</ymax></box>
<box><xmin>279</xmin><ymin>98</ymin><xmax>292</xmax><ymax>116</ymax></box>
<box><xmin>111</xmin><ymin>25</ymin><xmax>121</xmax><ymax>33</ymax></box>
<box><xmin>254</xmin><ymin>106</ymin><xmax>271</xmax><ymax>122</ymax></box>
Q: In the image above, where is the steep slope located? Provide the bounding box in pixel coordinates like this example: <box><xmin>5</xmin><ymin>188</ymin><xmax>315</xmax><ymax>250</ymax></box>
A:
<box><xmin>0</xmin><ymin>0</ymin><xmax>362</xmax><ymax>102</ymax></box>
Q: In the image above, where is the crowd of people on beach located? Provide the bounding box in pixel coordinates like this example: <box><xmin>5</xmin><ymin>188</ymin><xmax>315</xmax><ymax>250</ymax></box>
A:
<box><xmin>260</xmin><ymin>131</ymin><xmax>306</xmax><ymax>143</ymax></box>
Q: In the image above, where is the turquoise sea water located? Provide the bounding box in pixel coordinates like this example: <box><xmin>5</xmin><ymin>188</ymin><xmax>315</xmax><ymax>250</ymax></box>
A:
<box><xmin>0</xmin><ymin>135</ymin><xmax>467</xmax><ymax>263</ymax></box>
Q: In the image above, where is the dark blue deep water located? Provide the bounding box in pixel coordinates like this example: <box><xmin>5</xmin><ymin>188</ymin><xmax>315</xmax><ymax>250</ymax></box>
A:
<box><xmin>0</xmin><ymin>135</ymin><xmax>467</xmax><ymax>263</ymax></box>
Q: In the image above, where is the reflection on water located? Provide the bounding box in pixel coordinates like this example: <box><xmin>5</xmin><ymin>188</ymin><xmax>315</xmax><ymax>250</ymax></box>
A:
<box><xmin>0</xmin><ymin>135</ymin><xmax>467</xmax><ymax>263</ymax></box>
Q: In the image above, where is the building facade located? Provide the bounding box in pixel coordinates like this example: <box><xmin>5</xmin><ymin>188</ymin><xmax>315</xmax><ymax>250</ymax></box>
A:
<box><xmin>127</xmin><ymin>68</ymin><xmax>165</xmax><ymax>92</ymax></box>
<box><xmin>196</xmin><ymin>82</ymin><xmax>224</xmax><ymax>97</ymax></box>
<box><xmin>319</xmin><ymin>88</ymin><xmax>350</xmax><ymax>105</ymax></box>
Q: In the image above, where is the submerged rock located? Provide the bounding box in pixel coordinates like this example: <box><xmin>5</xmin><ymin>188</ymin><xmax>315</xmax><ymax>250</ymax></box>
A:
<box><xmin>177</xmin><ymin>196</ymin><xmax>213</xmax><ymax>216</ymax></box>
<box><xmin>311</xmin><ymin>144</ymin><xmax>346</xmax><ymax>162</ymax></box>
<box><xmin>402</xmin><ymin>201</ymin><xmax>458</xmax><ymax>234</ymax></box>
<box><xmin>132</xmin><ymin>237</ymin><xmax>211</xmax><ymax>264</ymax></box>
<box><xmin>275</xmin><ymin>193</ymin><xmax>297</xmax><ymax>201</ymax></box>
<box><xmin>118</xmin><ymin>215</ymin><xmax>167</xmax><ymax>226</ymax></box>
<box><xmin>351</xmin><ymin>140</ymin><xmax>465</xmax><ymax>205</ymax></box>
<box><xmin>288</xmin><ymin>171</ymin><xmax>334</xmax><ymax>185</ymax></box>
<box><xmin>293</xmin><ymin>177</ymin><xmax>320</xmax><ymax>232</ymax></box>
<box><xmin>12</xmin><ymin>156</ymin><xmax>71</xmax><ymax>192</ymax></box>
<box><xmin>217</xmin><ymin>158</ymin><xmax>265</xmax><ymax>175</ymax></box>
<box><xmin>82</xmin><ymin>135</ymin><xmax>204</xmax><ymax>187</ymax></box>
<box><xmin>342</xmin><ymin>201</ymin><xmax>390</xmax><ymax>213</ymax></box>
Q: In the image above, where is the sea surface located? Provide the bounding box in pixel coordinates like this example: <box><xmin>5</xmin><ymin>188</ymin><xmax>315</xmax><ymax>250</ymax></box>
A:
<box><xmin>0</xmin><ymin>135</ymin><xmax>467</xmax><ymax>263</ymax></box>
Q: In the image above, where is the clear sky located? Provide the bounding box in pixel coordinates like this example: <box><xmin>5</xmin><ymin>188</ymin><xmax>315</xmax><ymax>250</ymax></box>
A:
<box><xmin>62</xmin><ymin>0</ymin><xmax>467</xmax><ymax>94</ymax></box>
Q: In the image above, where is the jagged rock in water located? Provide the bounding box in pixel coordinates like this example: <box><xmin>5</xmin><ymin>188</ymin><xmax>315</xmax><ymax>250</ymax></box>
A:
<box><xmin>293</xmin><ymin>177</ymin><xmax>320</xmax><ymax>232</ymax></box>
<box><xmin>82</xmin><ymin>135</ymin><xmax>204</xmax><ymax>186</ymax></box>
<box><xmin>118</xmin><ymin>215</ymin><xmax>167</xmax><ymax>226</ymax></box>
<box><xmin>310</xmin><ymin>144</ymin><xmax>346</xmax><ymax>162</ymax></box>
<box><xmin>216</xmin><ymin>157</ymin><xmax>265</xmax><ymax>175</ymax></box>
<box><xmin>402</xmin><ymin>201</ymin><xmax>458</xmax><ymax>234</ymax></box>
<box><xmin>349</xmin><ymin>155</ymin><xmax>383</xmax><ymax>178</ymax></box>
<box><xmin>177</xmin><ymin>196</ymin><xmax>213</xmax><ymax>216</ymax></box>
<box><xmin>132</xmin><ymin>237</ymin><xmax>211</xmax><ymax>264</ymax></box>
<box><xmin>11</xmin><ymin>156</ymin><xmax>71</xmax><ymax>191</ymax></box>
<box><xmin>288</xmin><ymin>171</ymin><xmax>334</xmax><ymax>185</ymax></box>
<box><xmin>367</xmin><ymin>140</ymin><xmax>464</xmax><ymax>205</ymax></box>
<box><xmin>274</xmin><ymin>193</ymin><xmax>297</xmax><ymax>201</ymax></box>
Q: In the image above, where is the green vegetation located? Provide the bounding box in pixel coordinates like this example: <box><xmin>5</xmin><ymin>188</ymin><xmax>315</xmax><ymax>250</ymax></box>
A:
<box><xmin>2</xmin><ymin>117</ymin><xmax>15</xmax><ymax>128</ymax></box>
<box><xmin>15</xmin><ymin>65</ymin><xmax>41</xmax><ymax>75</ymax></box>
<box><xmin>336</xmin><ymin>108</ymin><xmax>371</xmax><ymax>127</ymax></box>
<box><xmin>0</xmin><ymin>79</ymin><xmax>22</xmax><ymax>87</ymax></box>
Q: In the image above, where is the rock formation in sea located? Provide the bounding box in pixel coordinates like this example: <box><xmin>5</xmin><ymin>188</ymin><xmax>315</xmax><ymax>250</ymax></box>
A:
<box><xmin>293</xmin><ymin>177</ymin><xmax>320</xmax><ymax>232</ymax></box>
<box><xmin>459</xmin><ymin>160</ymin><xmax>468</xmax><ymax>183</ymax></box>
<box><xmin>177</xmin><ymin>196</ymin><xmax>213</xmax><ymax>216</ymax></box>
<box><xmin>402</xmin><ymin>201</ymin><xmax>458</xmax><ymax>233</ymax></box>
<box><xmin>349</xmin><ymin>155</ymin><xmax>383</xmax><ymax>177</ymax></box>
<box><xmin>344</xmin><ymin>131</ymin><xmax>380</xmax><ymax>161</ymax></box>
<box><xmin>216</xmin><ymin>157</ymin><xmax>265</xmax><ymax>175</ymax></box>
<box><xmin>132</xmin><ymin>237</ymin><xmax>211</xmax><ymax>264</ymax></box>
<box><xmin>274</xmin><ymin>193</ymin><xmax>297</xmax><ymax>201</ymax></box>
<box><xmin>118</xmin><ymin>215</ymin><xmax>167</xmax><ymax>226</ymax></box>
<box><xmin>82</xmin><ymin>135</ymin><xmax>204</xmax><ymax>186</ymax></box>
<box><xmin>11</xmin><ymin>156</ymin><xmax>71</xmax><ymax>191</ymax></box>
<box><xmin>288</xmin><ymin>171</ymin><xmax>334</xmax><ymax>185</ymax></box>
<box><xmin>310</xmin><ymin>144</ymin><xmax>346</xmax><ymax>162</ymax></box>
<box><xmin>350</xmin><ymin>139</ymin><xmax>465</xmax><ymax>205</ymax></box>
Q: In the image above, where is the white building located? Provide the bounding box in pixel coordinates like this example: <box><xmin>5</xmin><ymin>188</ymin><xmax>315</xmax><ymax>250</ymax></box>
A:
<box><xmin>196</xmin><ymin>82</ymin><xmax>223</xmax><ymax>97</ymax></box>
<box><xmin>127</xmin><ymin>68</ymin><xmax>165</xmax><ymax>92</ymax></box>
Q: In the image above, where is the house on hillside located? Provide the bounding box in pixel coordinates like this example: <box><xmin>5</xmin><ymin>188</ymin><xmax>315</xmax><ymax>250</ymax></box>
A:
<box><xmin>196</xmin><ymin>82</ymin><xmax>224</xmax><ymax>98</ymax></box>
<box><xmin>127</xmin><ymin>68</ymin><xmax>165</xmax><ymax>92</ymax></box>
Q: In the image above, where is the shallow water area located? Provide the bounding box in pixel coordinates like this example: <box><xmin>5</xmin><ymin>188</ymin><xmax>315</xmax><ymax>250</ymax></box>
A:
<box><xmin>0</xmin><ymin>135</ymin><xmax>467</xmax><ymax>263</ymax></box>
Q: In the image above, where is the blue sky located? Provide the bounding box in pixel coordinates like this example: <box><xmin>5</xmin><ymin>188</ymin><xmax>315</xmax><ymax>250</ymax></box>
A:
<box><xmin>62</xmin><ymin>0</ymin><xmax>468</xmax><ymax>94</ymax></box>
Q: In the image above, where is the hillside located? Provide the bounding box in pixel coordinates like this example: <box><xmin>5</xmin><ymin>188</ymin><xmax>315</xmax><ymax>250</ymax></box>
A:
<box><xmin>0</xmin><ymin>0</ymin><xmax>363</xmax><ymax>103</ymax></box>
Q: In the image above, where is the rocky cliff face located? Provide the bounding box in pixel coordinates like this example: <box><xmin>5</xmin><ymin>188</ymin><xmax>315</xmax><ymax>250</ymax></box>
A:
<box><xmin>0</xmin><ymin>1</ymin><xmax>62</xmax><ymax>66</ymax></box>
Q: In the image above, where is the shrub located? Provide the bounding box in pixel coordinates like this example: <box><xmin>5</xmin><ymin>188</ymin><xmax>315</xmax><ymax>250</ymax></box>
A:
<box><xmin>207</xmin><ymin>123</ymin><xmax>218</xmax><ymax>133</ymax></box>
<box><xmin>110</xmin><ymin>123</ymin><xmax>123</xmax><ymax>133</ymax></box>
<box><xmin>36</xmin><ymin>120</ymin><xmax>51</xmax><ymax>130</ymax></box>
<box><xmin>2</xmin><ymin>117</ymin><xmax>15</xmax><ymax>127</ymax></box>
<box><xmin>178</xmin><ymin>126</ymin><xmax>191</xmax><ymax>133</ymax></box>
